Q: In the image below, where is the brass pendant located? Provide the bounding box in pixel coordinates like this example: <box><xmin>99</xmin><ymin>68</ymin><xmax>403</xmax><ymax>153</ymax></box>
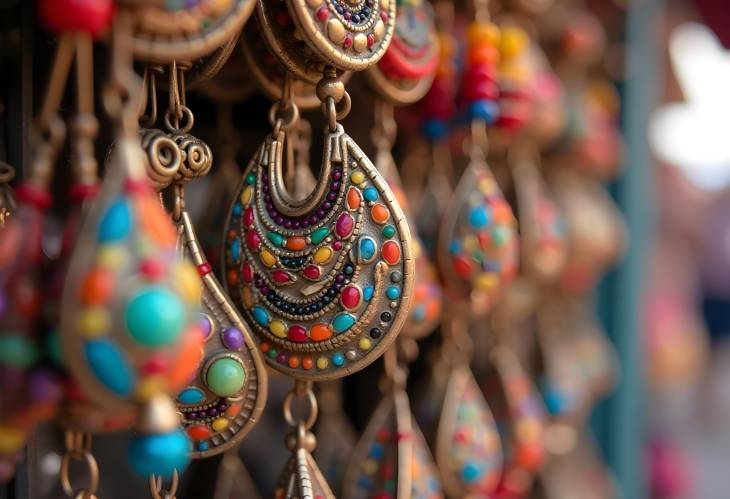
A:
<box><xmin>343</xmin><ymin>388</ymin><xmax>442</xmax><ymax>499</ymax></box>
<box><xmin>175</xmin><ymin>211</ymin><xmax>267</xmax><ymax>458</ymax></box>
<box><xmin>435</xmin><ymin>364</ymin><xmax>503</xmax><ymax>497</ymax></box>
<box><xmin>223</xmin><ymin>123</ymin><xmax>414</xmax><ymax>380</ymax></box>
<box><xmin>118</xmin><ymin>0</ymin><xmax>256</xmax><ymax>63</ymax></box>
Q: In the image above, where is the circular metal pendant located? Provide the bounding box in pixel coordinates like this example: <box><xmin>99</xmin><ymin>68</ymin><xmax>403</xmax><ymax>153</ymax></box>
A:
<box><xmin>256</xmin><ymin>0</ymin><xmax>333</xmax><ymax>83</ymax></box>
<box><xmin>120</xmin><ymin>0</ymin><xmax>256</xmax><ymax>64</ymax></box>
<box><xmin>222</xmin><ymin>125</ymin><xmax>413</xmax><ymax>380</ymax></box>
<box><xmin>284</xmin><ymin>0</ymin><xmax>397</xmax><ymax>71</ymax></box>
<box><xmin>365</xmin><ymin>0</ymin><xmax>438</xmax><ymax>104</ymax></box>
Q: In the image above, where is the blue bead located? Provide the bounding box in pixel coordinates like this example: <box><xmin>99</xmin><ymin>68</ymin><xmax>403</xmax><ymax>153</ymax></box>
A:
<box><xmin>369</xmin><ymin>443</ymin><xmax>384</xmax><ymax>459</ymax></box>
<box><xmin>386</xmin><ymin>286</ymin><xmax>400</xmax><ymax>300</ymax></box>
<box><xmin>197</xmin><ymin>441</ymin><xmax>209</xmax><ymax>451</ymax></box>
<box><xmin>85</xmin><ymin>340</ymin><xmax>135</xmax><ymax>396</ymax></box>
<box><xmin>363</xmin><ymin>286</ymin><xmax>374</xmax><ymax>301</ymax></box>
<box><xmin>230</xmin><ymin>238</ymin><xmax>241</xmax><ymax>262</ymax></box>
<box><xmin>469</xmin><ymin>100</ymin><xmax>499</xmax><ymax>125</ymax></box>
<box><xmin>331</xmin><ymin>313</ymin><xmax>356</xmax><ymax>334</ymax></box>
<box><xmin>357</xmin><ymin>477</ymin><xmax>373</xmax><ymax>489</ymax></box>
<box><xmin>98</xmin><ymin>199</ymin><xmax>132</xmax><ymax>243</ymax></box>
<box><xmin>461</xmin><ymin>462</ymin><xmax>482</xmax><ymax>483</ymax></box>
<box><xmin>177</xmin><ymin>387</ymin><xmax>205</xmax><ymax>405</ymax></box>
<box><xmin>126</xmin><ymin>287</ymin><xmax>185</xmax><ymax>347</ymax></box>
<box><xmin>252</xmin><ymin>306</ymin><xmax>270</xmax><ymax>326</ymax></box>
<box><xmin>422</xmin><ymin>119</ymin><xmax>448</xmax><ymax>141</ymax></box>
<box><xmin>449</xmin><ymin>240</ymin><xmax>462</xmax><ymax>254</ymax></box>
<box><xmin>232</xmin><ymin>203</ymin><xmax>242</xmax><ymax>217</ymax></box>
<box><xmin>358</xmin><ymin>237</ymin><xmax>377</xmax><ymax>264</ymax></box>
<box><xmin>468</xmin><ymin>206</ymin><xmax>489</xmax><ymax>229</ymax></box>
<box><xmin>128</xmin><ymin>429</ymin><xmax>190</xmax><ymax>479</ymax></box>
<box><xmin>332</xmin><ymin>352</ymin><xmax>345</xmax><ymax>366</ymax></box>
<box><xmin>363</xmin><ymin>187</ymin><xmax>378</xmax><ymax>202</ymax></box>
<box><xmin>413</xmin><ymin>306</ymin><xmax>425</xmax><ymax>321</ymax></box>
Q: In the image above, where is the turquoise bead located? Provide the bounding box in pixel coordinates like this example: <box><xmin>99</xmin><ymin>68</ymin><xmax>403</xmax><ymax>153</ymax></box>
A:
<box><xmin>128</xmin><ymin>429</ymin><xmax>190</xmax><ymax>479</ymax></box>
<box><xmin>177</xmin><ymin>387</ymin><xmax>205</xmax><ymax>404</ymax></box>
<box><xmin>245</xmin><ymin>174</ymin><xmax>256</xmax><ymax>185</ymax></box>
<box><xmin>85</xmin><ymin>339</ymin><xmax>135</xmax><ymax>396</ymax></box>
<box><xmin>382</xmin><ymin>225</ymin><xmax>396</xmax><ymax>238</ymax></box>
<box><xmin>358</xmin><ymin>237</ymin><xmax>377</xmax><ymax>263</ymax></box>
<box><xmin>126</xmin><ymin>287</ymin><xmax>185</xmax><ymax>347</ymax></box>
<box><xmin>363</xmin><ymin>286</ymin><xmax>374</xmax><ymax>301</ymax></box>
<box><xmin>310</xmin><ymin>227</ymin><xmax>330</xmax><ymax>245</ymax></box>
<box><xmin>468</xmin><ymin>206</ymin><xmax>489</xmax><ymax>229</ymax></box>
<box><xmin>461</xmin><ymin>462</ymin><xmax>482</xmax><ymax>483</ymax></box>
<box><xmin>267</xmin><ymin>232</ymin><xmax>285</xmax><ymax>247</ymax></box>
<box><xmin>332</xmin><ymin>352</ymin><xmax>345</xmax><ymax>366</ymax></box>
<box><xmin>252</xmin><ymin>306</ymin><xmax>270</xmax><ymax>326</ymax></box>
<box><xmin>230</xmin><ymin>239</ymin><xmax>241</xmax><ymax>262</ymax></box>
<box><xmin>386</xmin><ymin>286</ymin><xmax>401</xmax><ymax>300</ymax></box>
<box><xmin>206</xmin><ymin>357</ymin><xmax>245</xmax><ymax>397</ymax></box>
<box><xmin>0</xmin><ymin>333</ymin><xmax>38</xmax><ymax>369</ymax></box>
<box><xmin>331</xmin><ymin>313</ymin><xmax>356</xmax><ymax>334</ymax></box>
<box><xmin>98</xmin><ymin>199</ymin><xmax>132</xmax><ymax>243</ymax></box>
<box><xmin>197</xmin><ymin>441</ymin><xmax>209</xmax><ymax>451</ymax></box>
<box><xmin>363</xmin><ymin>187</ymin><xmax>378</xmax><ymax>202</ymax></box>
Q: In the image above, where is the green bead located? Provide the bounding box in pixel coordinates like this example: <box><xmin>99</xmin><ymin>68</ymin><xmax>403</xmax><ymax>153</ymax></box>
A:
<box><xmin>267</xmin><ymin>232</ymin><xmax>285</xmax><ymax>247</ymax></box>
<box><xmin>206</xmin><ymin>357</ymin><xmax>245</xmax><ymax>397</ymax></box>
<box><xmin>126</xmin><ymin>287</ymin><xmax>184</xmax><ymax>347</ymax></box>
<box><xmin>0</xmin><ymin>334</ymin><xmax>38</xmax><ymax>368</ymax></box>
<box><xmin>245</xmin><ymin>174</ymin><xmax>256</xmax><ymax>185</ymax></box>
<box><xmin>382</xmin><ymin>225</ymin><xmax>396</xmax><ymax>238</ymax></box>
<box><xmin>310</xmin><ymin>227</ymin><xmax>330</xmax><ymax>244</ymax></box>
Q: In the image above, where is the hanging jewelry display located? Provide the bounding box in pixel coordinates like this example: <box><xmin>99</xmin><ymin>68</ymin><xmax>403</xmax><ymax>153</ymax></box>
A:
<box><xmin>59</xmin><ymin>14</ymin><xmax>206</xmax><ymax>480</ymax></box>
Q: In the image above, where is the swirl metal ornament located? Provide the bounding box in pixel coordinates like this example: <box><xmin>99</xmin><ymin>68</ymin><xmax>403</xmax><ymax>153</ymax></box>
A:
<box><xmin>119</xmin><ymin>0</ymin><xmax>257</xmax><ymax>63</ymax></box>
<box><xmin>283</xmin><ymin>0</ymin><xmax>397</xmax><ymax>71</ymax></box>
<box><xmin>223</xmin><ymin>119</ymin><xmax>414</xmax><ymax>380</ymax></box>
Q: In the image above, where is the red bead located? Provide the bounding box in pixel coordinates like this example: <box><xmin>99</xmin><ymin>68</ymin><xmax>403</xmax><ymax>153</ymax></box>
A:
<box><xmin>340</xmin><ymin>285</ymin><xmax>361</xmax><ymax>310</ymax></box>
<box><xmin>463</xmin><ymin>81</ymin><xmax>500</xmax><ymax>102</ymax></box>
<box><xmin>272</xmin><ymin>271</ymin><xmax>292</xmax><ymax>284</ymax></box>
<box><xmin>246</xmin><ymin>230</ymin><xmax>262</xmax><ymax>251</ymax></box>
<box><xmin>303</xmin><ymin>265</ymin><xmax>321</xmax><ymax>280</ymax></box>
<box><xmin>15</xmin><ymin>184</ymin><xmax>51</xmax><ymax>210</ymax></box>
<box><xmin>316</xmin><ymin>6</ymin><xmax>329</xmax><ymax>21</ymax></box>
<box><xmin>37</xmin><ymin>0</ymin><xmax>115</xmax><ymax>37</ymax></box>
<box><xmin>380</xmin><ymin>11</ymin><xmax>388</xmax><ymax>22</ymax></box>
<box><xmin>335</xmin><ymin>213</ymin><xmax>354</xmax><ymax>238</ymax></box>
<box><xmin>139</xmin><ymin>258</ymin><xmax>166</xmax><ymax>280</ymax></box>
<box><xmin>343</xmin><ymin>35</ymin><xmax>353</xmax><ymax>48</ymax></box>
<box><xmin>288</xmin><ymin>325</ymin><xmax>308</xmax><ymax>343</ymax></box>
<box><xmin>367</xmin><ymin>34</ymin><xmax>375</xmax><ymax>48</ymax></box>
<box><xmin>453</xmin><ymin>255</ymin><xmax>474</xmax><ymax>278</ymax></box>
<box><xmin>242</xmin><ymin>263</ymin><xmax>253</xmax><ymax>283</ymax></box>
<box><xmin>197</xmin><ymin>262</ymin><xmax>213</xmax><ymax>276</ymax></box>
<box><xmin>243</xmin><ymin>207</ymin><xmax>254</xmax><ymax>227</ymax></box>
<box><xmin>381</xmin><ymin>241</ymin><xmax>401</xmax><ymax>265</ymax></box>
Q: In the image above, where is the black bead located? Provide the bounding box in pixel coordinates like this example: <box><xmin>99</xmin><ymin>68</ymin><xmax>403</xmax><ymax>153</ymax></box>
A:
<box><xmin>380</xmin><ymin>311</ymin><xmax>392</xmax><ymax>322</ymax></box>
<box><xmin>369</xmin><ymin>327</ymin><xmax>382</xmax><ymax>339</ymax></box>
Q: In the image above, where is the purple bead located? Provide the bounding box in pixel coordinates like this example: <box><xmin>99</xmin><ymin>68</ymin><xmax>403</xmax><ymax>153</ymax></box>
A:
<box><xmin>264</xmin><ymin>194</ymin><xmax>271</xmax><ymax>202</ymax></box>
<box><xmin>317</xmin><ymin>209</ymin><xmax>326</xmax><ymax>218</ymax></box>
<box><xmin>29</xmin><ymin>370</ymin><xmax>62</xmax><ymax>404</ymax></box>
<box><xmin>330</xmin><ymin>181</ymin><xmax>340</xmax><ymax>190</ymax></box>
<box><xmin>334</xmin><ymin>283</ymin><xmax>342</xmax><ymax>291</ymax></box>
<box><xmin>276</xmin><ymin>353</ymin><xmax>287</xmax><ymax>364</ymax></box>
<box><xmin>188</xmin><ymin>412</ymin><xmax>198</xmax><ymax>420</ymax></box>
<box><xmin>260</xmin><ymin>286</ymin><xmax>270</xmax><ymax>295</ymax></box>
<box><xmin>331</xmin><ymin>170</ymin><xmax>342</xmax><ymax>180</ymax></box>
<box><xmin>302</xmin><ymin>220</ymin><xmax>310</xmax><ymax>228</ymax></box>
<box><xmin>324</xmin><ymin>202</ymin><xmax>333</xmax><ymax>210</ymax></box>
<box><xmin>199</xmin><ymin>410</ymin><xmax>208</xmax><ymax>418</ymax></box>
<box><xmin>222</xmin><ymin>327</ymin><xmax>245</xmax><ymax>350</ymax></box>
<box><xmin>274</xmin><ymin>216</ymin><xmax>284</xmax><ymax>225</ymax></box>
<box><xmin>335</xmin><ymin>274</ymin><xmax>345</xmax><ymax>283</ymax></box>
<box><xmin>263</xmin><ymin>184</ymin><xmax>269</xmax><ymax>193</ymax></box>
<box><xmin>209</xmin><ymin>408</ymin><xmax>218</xmax><ymax>416</ymax></box>
<box><xmin>327</xmin><ymin>193</ymin><xmax>337</xmax><ymax>201</ymax></box>
<box><xmin>217</xmin><ymin>403</ymin><xmax>227</xmax><ymax>411</ymax></box>
<box><xmin>199</xmin><ymin>314</ymin><xmax>212</xmax><ymax>338</ymax></box>
<box><xmin>254</xmin><ymin>278</ymin><xmax>263</xmax><ymax>287</ymax></box>
<box><xmin>293</xmin><ymin>220</ymin><xmax>301</xmax><ymax>228</ymax></box>
<box><xmin>284</xmin><ymin>220</ymin><xmax>293</xmax><ymax>229</ymax></box>
<box><xmin>344</xmin><ymin>10</ymin><xmax>351</xmax><ymax>19</ymax></box>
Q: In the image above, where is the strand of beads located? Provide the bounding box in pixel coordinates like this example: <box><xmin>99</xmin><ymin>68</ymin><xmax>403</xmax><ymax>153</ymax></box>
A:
<box><xmin>461</xmin><ymin>20</ymin><xmax>501</xmax><ymax>125</ymax></box>
<box><xmin>496</xmin><ymin>26</ymin><xmax>533</xmax><ymax>134</ymax></box>
<box><xmin>421</xmin><ymin>31</ymin><xmax>458</xmax><ymax>141</ymax></box>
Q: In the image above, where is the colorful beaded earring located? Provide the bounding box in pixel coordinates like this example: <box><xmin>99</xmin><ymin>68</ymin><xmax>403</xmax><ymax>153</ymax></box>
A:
<box><xmin>59</xmin><ymin>13</ymin><xmax>205</xmax><ymax>483</ymax></box>
<box><xmin>0</xmin><ymin>0</ymin><xmax>116</xmax><ymax>481</ymax></box>
<box><xmin>223</xmin><ymin>0</ymin><xmax>412</xmax><ymax>493</ymax></box>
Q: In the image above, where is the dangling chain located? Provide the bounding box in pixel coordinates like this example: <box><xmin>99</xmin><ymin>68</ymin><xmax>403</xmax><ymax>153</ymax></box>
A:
<box><xmin>283</xmin><ymin>380</ymin><xmax>319</xmax><ymax>442</ymax></box>
<box><xmin>149</xmin><ymin>470</ymin><xmax>179</xmax><ymax>499</ymax></box>
<box><xmin>60</xmin><ymin>431</ymin><xmax>99</xmax><ymax>499</ymax></box>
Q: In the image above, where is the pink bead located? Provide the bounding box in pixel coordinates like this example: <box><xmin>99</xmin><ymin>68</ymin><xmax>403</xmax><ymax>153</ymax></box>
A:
<box><xmin>335</xmin><ymin>213</ymin><xmax>354</xmax><ymax>239</ymax></box>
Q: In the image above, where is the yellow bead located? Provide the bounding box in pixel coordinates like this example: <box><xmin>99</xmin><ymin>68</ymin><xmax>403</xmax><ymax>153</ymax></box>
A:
<box><xmin>363</xmin><ymin>458</ymin><xmax>378</xmax><ymax>474</ymax></box>
<box><xmin>175</xmin><ymin>261</ymin><xmax>202</xmax><ymax>304</ymax></box>
<box><xmin>240</xmin><ymin>186</ymin><xmax>253</xmax><ymax>205</ymax></box>
<box><xmin>478</xmin><ymin>177</ymin><xmax>496</xmax><ymax>194</ymax></box>
<box><xmin>211</xmin><ymin>418</ymin><xmax>230</xmax><ymax>432</ymax></box>
<box><xmin>316</xmin><ymin>357</ymin><xmax>329</xmax><ymax>369</ymax></box>
<box><xmin>515</xmin><ymin>418</ymin><xmax>542</xmax><ymax>442</ymax></box>
<box><xmin>463</xmin><ymin>236</ymin><xmax>479</xmax><ymax>254</ymax></box>
<box><xmin>260</xmin><ymin>249</ymin><xmax>277</xmax><ymax>267</ymax></box>
<box><xmin>467</xmin><ymin>22</ymin><xmax>500</xmax><ymax>47</ymax></box>
<box><xmin>269</xmin><ymin>320</ymin><xmax>287</xmax><ymax>338</ymax></box>
<box><xmin>96</xmin><ymin>245</ymin><xmax>128</xmax><ymax>270</ymax></box>
<box><xmin>499</xmin><ymin>62</ymin><xmax>530</xmax><ymax>83</ymax></box>
<box><xmin>313</xmin><ymin>247</ymin><xmax>333</xmax><ymax>264</ymax></box>
<box><xmin>0</xmin><ymin>425</ymin><xmax>25</xmax><ymax>454</ymax></box>
<box><xmin>135</xmin><ymin>375</ymin><xmax>167</xmax><ymax>401</ymax></box>
<box><xmin>475</xmin><ymin>273</ymin><xmax>499</xmax><ymax>290</ymax></box>
<box><xmin>350</xmin><ymin>171</ymin><xmax>365</xmax><ymax>185</ymax></box>
<box><xmin>242</xmin><ymin>288</ymin><xmax>253</xmax><ymax>308</ymax></box>
<box><xmin>79</xmin><ymin>307</ymin><xmax>111</xmax><ymax>338</ymax></box>
<box><xmin>358</xmin><ymin>338</ymin><xmax>372</xmax><ymax>351</ymax></box>
<box><xmin>500</xmin><ymin>27</ymin><xmax>529</xmax><ymax>60</ymax></box>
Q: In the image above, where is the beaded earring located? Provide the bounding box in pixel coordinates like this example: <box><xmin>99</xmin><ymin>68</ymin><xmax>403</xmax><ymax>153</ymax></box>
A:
<box><xmin>343</xmin><ymin>2</ymin><xmax>444</xmax><ymax>496</ymax></box>
<box><xmin>223</xmin><ymin>0</ymin><xmax>414</xmax><ymax>494</ymax></box>
<box><xmin>0</xmin><ymin>0</ymin><xmax>115</xmax><ymax>482</ymax></box>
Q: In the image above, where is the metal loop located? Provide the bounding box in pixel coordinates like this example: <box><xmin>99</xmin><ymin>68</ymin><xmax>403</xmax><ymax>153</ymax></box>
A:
<box><xmin>282</xmin><ymin>381</ymin><xmax>318</xmax><ymax>430</ymax></box>
<box><xmin>268</xmin><ymin>100</ymin><xmax>300</xmax><ymax>133</ymax></box>
<box><xmin>60</xmin><ymin>450</ymin><xmax>99</xmax><ymax>498</ymax></box>
<box><xmin>321</xmin><ymin>92</ymin><xmax>351</xmax><ymax>132</ymax></box>
<box><xmin>164</xmin><ymin>105</ymin><xmax>194</xmax><ymax>134</ymax></box>
<box><xmin>150</xmin><ymin>470</ymin><xmax>179</xmax><ymax>499</ymax></box>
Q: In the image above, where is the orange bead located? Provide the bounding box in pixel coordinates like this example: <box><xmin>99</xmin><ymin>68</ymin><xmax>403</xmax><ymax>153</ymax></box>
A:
<box><xmin>310</xmin><ymin>324</ymin><xmax>332</xmax><ymax>341</ymax></box>
<box><xmin>288</xmin><ymin>355</ymin><xmax>300</xmax><ymax>369</ymax></box>
<box><xmin>370</xmin><ymin>204</ymin><xmax>390</xmax><ymax>224</ymax></box>
<box><xmin>516</xmin><ymin>443</ymin><xmax>545</xmax><ymax>471</ymax></box>
<box><xmin>302</xmin><ymin>355</ymin><xmax>313</xmax><ymax>370</ymax></box>
<box><xmin>426</xmin><ymin>300</ymin><xmax>440</xmax><ymax>320</ymax></box>
<box><xmin>167</xmin><ymin>326</ymin><xmax>205</xmax><ymax>390</ymax></box>
<box><xmin>136</xmin><ymin>196</ymin><xmax>176</xmax><ymax>247</ymax></box>
<box><xmin>81</xmin><ymin>269</ymin><xmax>114</xmax><ymax>305</ymax></box>
<box><xmin>227</xmin><ymin>269</ymin><xmax>238</xmax><ymax>286</ymax></box>
<box><xmin>286</xmin><ymin>237</ymin><xmax>307</xmax><ymax>251</ymax></box>
<box><xmin>227</xmin><ymin>403</ymin><xmax>242</xmax><ymax>417</ymax></box>
<box><xmin>187</xmin><ymin>425</ymin><xmax>211</xmax><ymax>440</ymax></box>
<box><xmin>347</xmin><ymin>187</ymin><xmax>361</xmax><ymax>210</ymax></box>
<box><xmin>381</xmin><ymin>241</ymin><xmax>401</xmax><ymax>265</ymax></box>
<box><xmin>261</xmin><ymin>342</ymin><xmax>271</xmax><ymax>353</ymax></box>
<box><xmin>468</xmin><ymin>43</ymin><xmax>499</xmax><ymax>66</ymax></box>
